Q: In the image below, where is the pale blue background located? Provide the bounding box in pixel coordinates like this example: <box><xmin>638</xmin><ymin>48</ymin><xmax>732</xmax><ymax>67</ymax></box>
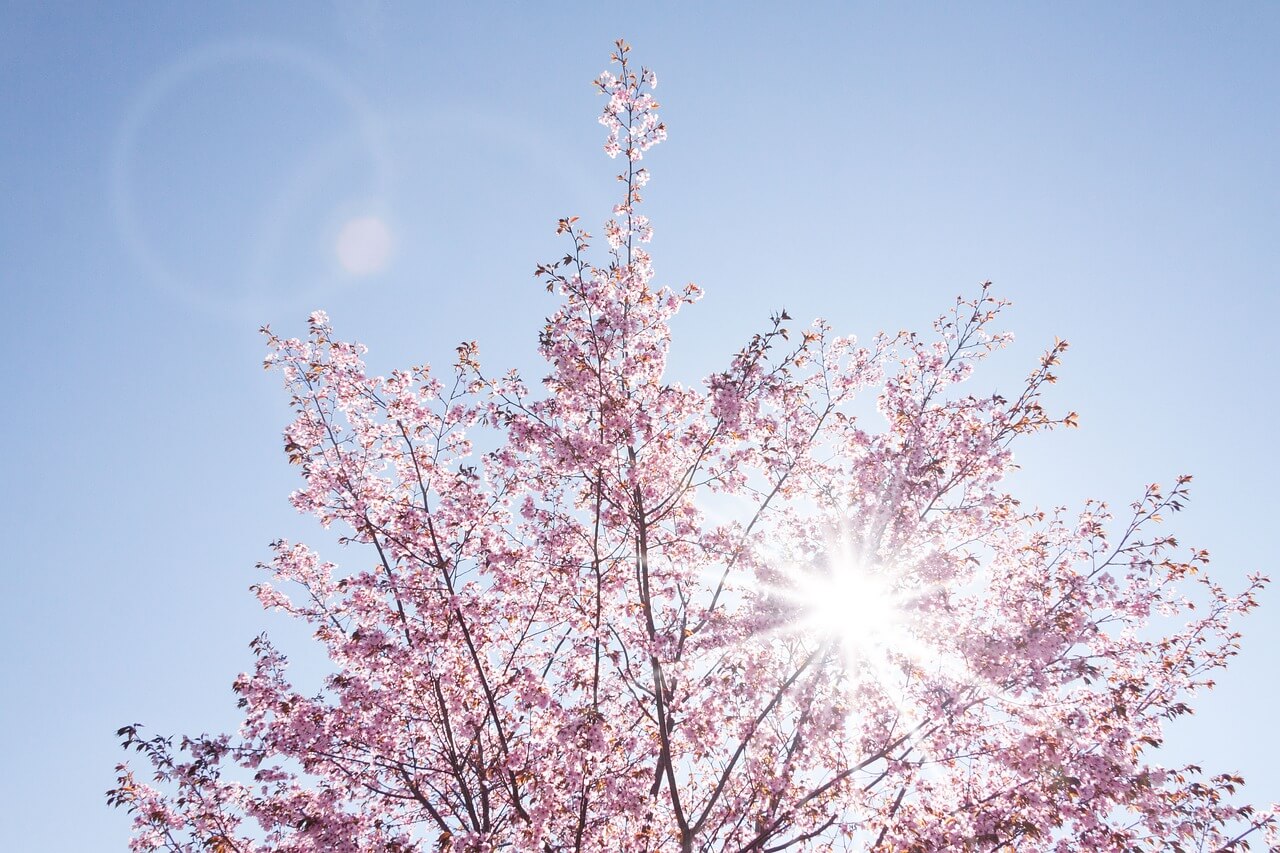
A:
<box><xmin>2</xmin><ymin>3</ymin><xmax>1277</xmax><ymax>848</ymax></box>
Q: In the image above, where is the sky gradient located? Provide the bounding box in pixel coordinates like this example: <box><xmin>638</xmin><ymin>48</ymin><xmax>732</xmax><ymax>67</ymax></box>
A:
<box><xmin>2</xmin><ymin>3</ymin><xmax>1277</xmax><ymax>847</ymax></box>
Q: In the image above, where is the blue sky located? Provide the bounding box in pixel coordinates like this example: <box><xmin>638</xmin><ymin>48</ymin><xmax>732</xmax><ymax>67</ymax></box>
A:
<box><xmin>2</xmin><ymin>3</ymin><xmax>1277</xmax><ymax>847</ymax></box>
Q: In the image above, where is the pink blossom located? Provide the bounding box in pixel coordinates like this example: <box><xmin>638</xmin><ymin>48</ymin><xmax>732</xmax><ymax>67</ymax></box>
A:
<box><xmin>110</xmin><ymin>42</ymin><xmax>1275</xmax><ymax>853</ymax></box>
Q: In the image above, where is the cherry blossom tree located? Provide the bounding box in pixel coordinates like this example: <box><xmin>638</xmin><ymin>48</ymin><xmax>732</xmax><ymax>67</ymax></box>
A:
<box><xmin>110</xmin><ymin>42</ymin><xmax>1276</xmax><ymax>852</ymax></box>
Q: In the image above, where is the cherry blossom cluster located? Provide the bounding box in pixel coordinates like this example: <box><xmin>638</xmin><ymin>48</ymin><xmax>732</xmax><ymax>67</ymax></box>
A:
<box><xmin>596</xmin><ymin>39</ymin><xmax>664</xmax><ymax>162</ymax></box>
<box><xmin>111</xmin><ymin>44</ymin><xmax>1276</xmax><ymax>853</ymax></box>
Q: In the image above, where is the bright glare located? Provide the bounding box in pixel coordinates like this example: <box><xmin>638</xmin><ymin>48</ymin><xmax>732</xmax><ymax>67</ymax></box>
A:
<box><xmin>793</xmin><ymin>557</ymin><xmax>902</xmax><ymax>656</ymax></box>
<box><xmin>335</xmin><ymin>215</ymin><xmax>392</xmax><ymax>275</ymax></box>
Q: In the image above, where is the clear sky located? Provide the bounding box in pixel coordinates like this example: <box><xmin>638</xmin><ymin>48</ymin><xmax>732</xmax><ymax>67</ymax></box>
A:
<box><xmin>2</xmin><ymin>2</ymin><xmax>1277</xmax><ymax>847</ymax></box>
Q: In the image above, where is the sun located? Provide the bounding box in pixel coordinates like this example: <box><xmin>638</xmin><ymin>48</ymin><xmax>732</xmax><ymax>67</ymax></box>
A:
<box><xmin>756</xmin><ymin>540</ymin><xmax>945</xmax><ymax>731</ymax></box>
<box><xmin>799</xmin><ymin>562</ymin><xmax>899</xmax><ymax>648</ymax></box>
<box><xmin>787</xmin><ymin>551</ymin><xmax>906</xmax><ymax>658</ymax></box>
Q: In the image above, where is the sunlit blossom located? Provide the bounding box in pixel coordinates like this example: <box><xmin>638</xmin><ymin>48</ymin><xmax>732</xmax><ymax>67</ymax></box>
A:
<box><xmin>110</xmin><ymin>41</ymin><xmax>1276</xmax><ymax>853</ymax></box>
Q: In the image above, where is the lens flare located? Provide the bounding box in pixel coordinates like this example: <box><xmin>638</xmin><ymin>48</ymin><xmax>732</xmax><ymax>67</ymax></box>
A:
<box><xmin>335</xmin><ymin>215</ymin><xmax>393</xmax><ymax>275</ymax></box>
